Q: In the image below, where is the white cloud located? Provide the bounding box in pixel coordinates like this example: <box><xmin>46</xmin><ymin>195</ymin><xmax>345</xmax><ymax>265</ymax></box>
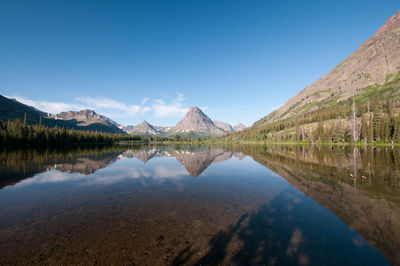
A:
<box><xmin>6</xmin><ymin>93</ymin><xmax>192</xmax><ymax>122</ymax></box>
<box><xmin>141</xmin><ymin>97</ymin><xmax>149</xmax><ymax>105</ymax></box>
<box><xmin>6</xmin><ymin>95</ymin><xmax>86</xmax><ymax>114</ymax></box>
<box><xmin>15</xmin><ymin>163</ymin><xmax>189</xmax><ymax>187</ymax></box>
<box><xmin>75</xmin><ymin>96</ymin><xmax>142</xmax><ymax>117</ymax></box>
<box><xmin>151</xmin><ymin>93</ymin><xmax>189</xmax><ymax>118</ymax></box>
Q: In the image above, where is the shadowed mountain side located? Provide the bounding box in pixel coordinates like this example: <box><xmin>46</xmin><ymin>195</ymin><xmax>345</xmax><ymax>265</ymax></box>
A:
<box><xmin>0</xmin><ymin>96</ymin><xmax>124</xmax><ymax>133</ymax></box>
<box><xmin>226</xmin><ymin>144</ymin><xmax>400</xmax><ymax>265</ymax></box>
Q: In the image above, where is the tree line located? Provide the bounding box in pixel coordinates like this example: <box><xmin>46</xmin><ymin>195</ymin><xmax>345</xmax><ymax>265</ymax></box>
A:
<box><xmin>0</xmin><ymin>114</ymin><xmax>170</xmax><ymax>148</ymax></box>
<box><xmin>221</xmin><ymin>91</ymin><xmax>400</xmax><ymax>144</ymax></box>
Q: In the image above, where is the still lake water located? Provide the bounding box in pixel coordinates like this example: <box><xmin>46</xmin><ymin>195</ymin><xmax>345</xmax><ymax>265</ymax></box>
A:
<box><xmin>0</xmin><ymin>145</ymin><xmax>399</xmax><ymax>265</ymax></box>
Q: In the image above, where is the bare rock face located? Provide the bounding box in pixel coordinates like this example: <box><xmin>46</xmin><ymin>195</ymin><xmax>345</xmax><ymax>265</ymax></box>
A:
<box><xmin>127</xmin><ymin>121</ymin><xmax>162</xmax><ymax>136</ymax></box>
<box><xmin>233</xmin><ymin>123</ymin><xmax>247</xmax><ymax>131</ymax></box>
<box><xmin>55</xmin><ymin>109</ymin><xmax>117</xmax><ymax>127</ymax></box>
<box><xmin>53</xmin><ymin>109</ymin><xmax>123</xmax><ymax>133</ymax></box>
<box><xmin>171</xmin><ymin>107</ymin><xmax>226</xmax><ymax>136</ymax></box>
<box><xmin>214</xmin><ymin>120</ymin><xmax>235</xmax><ymax>133</ymax></box>
<box><xmin>258</xmin><ymin>10</ymin><xmax>400</xmax><ymax>125</ymax></box>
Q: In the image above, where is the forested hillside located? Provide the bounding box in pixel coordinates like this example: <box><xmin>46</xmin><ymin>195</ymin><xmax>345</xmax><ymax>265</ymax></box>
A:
<box><xmin>227</xmin><ymin>73</ymin><xmax>400</xmax><ymax>143</ymax></box>
<box><xmin>225</xmin><ymin>10</ymin><xmax>400</xmax><ymax>144</ymax></box>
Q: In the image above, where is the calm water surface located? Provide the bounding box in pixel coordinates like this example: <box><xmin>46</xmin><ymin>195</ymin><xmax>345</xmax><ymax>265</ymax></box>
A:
<box><xmin>0</xmin><ymin>145</ymin><xmax>399</xmax><ymax>265</ymax></box>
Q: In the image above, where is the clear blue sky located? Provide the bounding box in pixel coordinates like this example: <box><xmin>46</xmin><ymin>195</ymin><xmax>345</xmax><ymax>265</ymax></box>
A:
<box><xmin>1</xmin><ymin>0</ymin><xmax>399</xmax><ymax>126</ymax></box>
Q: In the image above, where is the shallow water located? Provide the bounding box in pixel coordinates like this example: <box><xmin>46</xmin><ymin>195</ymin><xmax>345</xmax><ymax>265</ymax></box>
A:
<box><xmin>0</xmin><ymin>145</ymin><xmax>399</xmax><ymax>265</ymax></box>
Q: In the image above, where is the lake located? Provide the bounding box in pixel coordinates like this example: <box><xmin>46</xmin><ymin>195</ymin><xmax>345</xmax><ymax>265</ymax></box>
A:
<box><xmin>0</xmin><ymin>144</ymin><xmax>399</xmax><ymax>265</ymax></box>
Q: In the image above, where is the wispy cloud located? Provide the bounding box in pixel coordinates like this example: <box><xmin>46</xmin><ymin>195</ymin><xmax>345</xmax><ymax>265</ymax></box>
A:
<box><xmin>6</xmin><ymin>95</ymin><xmax>86</xmax><ymax>114</ymax></box>
<box><xmin>151</xmin><ymin>93</ymin><xmax>189</xmax><ymax>118</ymax></box>
<box><xmin>6</xmin><ymin>93</ymin><xmax>193</xmax><ymax>123</ymax></box>
<box><xmin>75</xmin><ymin>96</ymin><xmax>144</xmax><ymax>117</ymax></box>
<box><xmin>15</xmin><ymin>163</ymin><xmax>189</xmax><ymax>187</ymax></box>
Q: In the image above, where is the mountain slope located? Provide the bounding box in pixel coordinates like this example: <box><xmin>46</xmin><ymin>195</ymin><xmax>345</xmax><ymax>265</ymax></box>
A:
<box><xmin>169</xmin><ymin>107</ymin><xmax>227</xmax><ymax>137</ymax></box>
<box><xmin>0</xmin><ymin>95</ymin><xmax>49</xmax><ymax>124</ymax></box>
<box><xmin>54</xmin><ymin>110</ymin><xmax>124</xmax><ymax>133</ymax></box>
<box><xmin>126</xmin><ymin>121</ymin><xmax>162</xmax><ymax>136</ymax></box>
<box><xmin>0</xmin><ymin>95</ymin><xmax>124</xmax><ymax>133</ymax></box>
<box><xmin>233</xmin><ymin>123</ymin><xmax>247</xmax><ymax>132</ymax></box>
<box><xmin>255</xmin><ymin>10</ymin><xmax>400</xmax><ymax>127</ymax></box>
<box><xmin>0</xmin><ymin>95</ymin><xmax>79</xmax><ymax>129</ymax></box>
<box><xmin>214</xmin><ymin>120</ymin><xmax>235</xmax><ymax>133</ymax></box>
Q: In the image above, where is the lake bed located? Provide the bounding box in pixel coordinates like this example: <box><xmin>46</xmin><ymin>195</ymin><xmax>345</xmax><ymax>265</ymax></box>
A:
<box><xmin>0</xmin><ymin>145</ymin><xmax>398</xmax><ymax>265</ymax></box>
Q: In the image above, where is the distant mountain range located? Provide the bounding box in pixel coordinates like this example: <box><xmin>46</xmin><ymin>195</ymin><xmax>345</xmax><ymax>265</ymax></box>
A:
<box><xmin>0</xmin><ymin>95</ymin><xmax>246</xmax><ymax>137</ymax></box>
<box><xmin>123</xmin><ymin>121</ymin><xmax>168</xmax><ymax>136</ymax></box>
<box><xmin>233</xmin><ymin>123</ymin><xmax>247</xmax><ymax>132</ymax></box>
<box><xmin>214</xmin><ymin>120</ymin><xmax>235</xmax><ymax>133</ymax></box>
<box><xmin>120</xmin><ymin>106</ymin><xmax>247</xmax><ymax>137</ymax></box>
<box><xmin>0</xmin><ymin>95</ymin><xmax>123</xmax><ymax>133</ymax></box>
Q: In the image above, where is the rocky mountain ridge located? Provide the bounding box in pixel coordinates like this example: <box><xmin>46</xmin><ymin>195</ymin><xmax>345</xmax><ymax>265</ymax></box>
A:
<box><xmin>169</xmin><ymin>107</ymin><xmax>226</xmax><ymax>137</ymax></box>
<box><xmin>255</xmin><ymin>9</ymin><xmax>400</xmax><ymax>127</ymax></box>
<box><xmin>233</xmin><ymin>123</ymin><xmax>247</xmax><ymax>132</ymax></box>
<box><xmin>0</xmin><ymin>96</ymin><xmax>123</xmax><ymax>133</ymax></box>
<box><xmin>121</xmin><ymin>107</ymin><xmax>245</xmax><ymax>137</ymax></box>
<box><xmin>1</xmin><ymin>95</ymin><xmax>245</xmax><ymax>137</ymax></box>
<box><xmin>125</xmin><ymin>121</ymin><xmax>163</xmax><ymax>136</ymax></box>
<box><xmin>55</xmin><ymin>110</ymin><xmax>118</xmax><ymax>126</ymax></box>
<box><xmin>214</xmin><ymin>120</ymin><xmax>235</xmax><ymax>133</ymax></box>
<box><xmin>53</xmin><ymin>109</ymin><xmax>123</xmax><ymax>133</ymax></box>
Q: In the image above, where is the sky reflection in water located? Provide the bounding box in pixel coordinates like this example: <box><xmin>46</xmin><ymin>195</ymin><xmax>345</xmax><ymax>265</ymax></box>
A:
<box><xmin>0</xmin><ymin>145</ymin><xmax>396</xmax><ymax>265</ymax></box>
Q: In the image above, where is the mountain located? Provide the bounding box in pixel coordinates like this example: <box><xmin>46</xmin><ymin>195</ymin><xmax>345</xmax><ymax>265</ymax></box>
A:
<box><xmin>169</xmin><ymin>107</ymin><xmax>227</xmax><ymax>137</ymax></box>
<box><xmin>0</xmin><ymin>95</ymin><xmax>80</xmax><ymax>129</ymax></box>
<box><xmin>118</xmin><ymin>124</ymin><xmax>135</xmax><ymax>132</ymax></box>
<box><xmin>255</xmin><ymin>10</ymin><xmax>400</xmax><ymax>127</ymax></box>
<box><xmin>54</xmin><ymin>109</ymin><xmax>124</xmax><ymax>134</ymax></box>
<box><xmin>233</xmin><ymin>123</ymin><xmax>247</xmax><ymax>132</ymax></box>
<box><xmin>230</xmin><ymin>10</ymin><xmax>400</xmax><ymax>143</ymax></box>
<box><xmin>55</xmin><ymin>109</ymin><xmax>117</xmax><ymax>126</ymax></box>
<box><xmin>0</xmin><ymin>95</ymin><xmax>124</xmax><ymax>134</ymax></box>
<box><xmin>154</xmin><ymin>125</ymin><xmax>173</xmax><ymax>133</ymax></box>
<box><xmin>119</xmin><ymin>122</ymin><xmax>173</xmax><ymax>135</ymax></box>
<box><xmin>214</xmin><ymin>120</ymin><xmax>235</xmax><ymax>133</ymax></box>
<box><xmin>0</xmin><ymin>95</ymin><xmax>49</xmax><ymax>124</ymax></box>
<box><xmin>1</xmin><ymin>94</ymin><xmax>243</xmax><ymax>138</ymax></box>
<box><xmin>126</xmin><ymin>121</ymin><xmax>163</xmax><ymax>136</ymax></box>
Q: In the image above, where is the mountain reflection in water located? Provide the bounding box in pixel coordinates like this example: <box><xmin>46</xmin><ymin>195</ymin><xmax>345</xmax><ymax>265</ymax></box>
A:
<box><xmin>0</xmin><ymin>145</ymin><xmax>399</xmax><ymax>265</ymax></box>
